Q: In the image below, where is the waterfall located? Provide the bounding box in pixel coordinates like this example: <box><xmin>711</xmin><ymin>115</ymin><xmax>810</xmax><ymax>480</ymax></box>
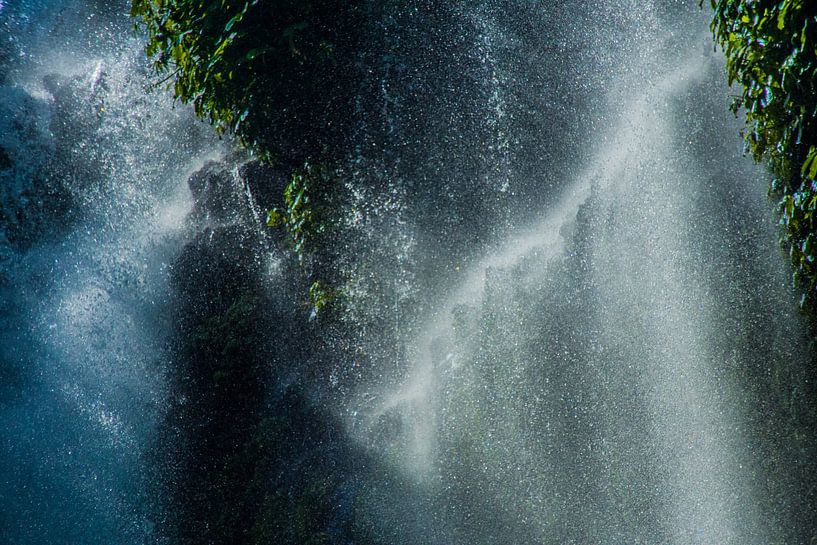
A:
<box><xmin>2</xmin><ymin>1</ymin><xmax>816</xmax><ymax>544</ymax></box>
<box><xmin>355</xmin><ymin>3</ymin><xmax>817</xmax><ymax>544</ymax></box>
<box><xmin>0</xmin><ymin>1</ymin><xmax>222</xmax><ymax>542</ymax></box>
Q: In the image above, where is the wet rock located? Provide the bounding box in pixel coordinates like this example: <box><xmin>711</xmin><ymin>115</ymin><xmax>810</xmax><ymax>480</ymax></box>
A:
<box><xmin>0</xmin><ymin>147</ymin><xmax>11</xmax><ymax>171</ymax></box>
<box><xmin>187</xmin><ymin>160</ymin><xmax>244</xmax><ymax>225</ymax></box>
<box><xmin>0</xmin><ymin>87</ymin><xmax>75</xmax><ymax>251</ymax></box>
<box><xmin>0</xmin><ymin>171</ymin><xmax>76</xmax><ymax>251</ymax></box>
<box><xmin>237</xmin><ymin>159</ymin><xmax>287</xmax><ymax>210</ymax></box>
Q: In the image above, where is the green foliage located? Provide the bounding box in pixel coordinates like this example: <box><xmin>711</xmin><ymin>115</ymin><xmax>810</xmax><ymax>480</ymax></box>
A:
<box><xmin>132</xmin><ymin>1</ymin><xmax>364</xmax><ymax>315</ymax></box>
<box><xmin>308</xmin><ymin>280</ymin><xmax>335</xmax><ymax>314</ymax></box>
<box><xmin>266</xmin><ymin>162</ymin><xmax>345</xmax><ymax>316</ymax></box>
<box><xmin>131</xmin><ymin>0</ymin><xmax>264</xmax><ymax>143</ymax></box>
<box><xmin>708</xmin><ymin>0</ymin><xmax>817</xmax><ymax>310</ymax></box>
<box><xmin>131</xmin><ymin>0</ymin><xmax>361</xmax><ymax>160</ymax></box>
<box><xmin>266</xmin><ymin>162</ymin><xmax>333</xmax><ymax>263</ymax></box>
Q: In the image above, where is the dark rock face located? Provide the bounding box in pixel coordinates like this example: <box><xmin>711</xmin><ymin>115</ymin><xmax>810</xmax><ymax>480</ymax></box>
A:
<box><xmin>237</xmin><ymin>159</ymin><xmax>286</xmax><ymax>211</ymax></box>
<box><xmin>0</xmin><ymin>147</ymin><xmax>11</xmax><ymax>171</ymax></box>
<box><xmin>151</xmin><ymin>157</ymin><xmax>440</xmax><ymax>545</ymax></box>
<box><xmin>187</xmin><ymin>161</ymin><xmax>247</xmax><ymax>225</ymax></box>
<box><xmin>0</xmin><ymin>66</ymin><xmax>118</xmax><ymax>253</ymax></box>
<box><xmin>0</xmin><ymin>86</ymin><xmax>74</xmax><ymax>252</ymax></box>
<box><xmin>153</xmin><ymin>158</ymin><xmax>278</xmax><ymax>544</ymax></box>
<box><xmin>152</xmin><ymin>158</ymin><xmax>335</xmax><ymax>544</ymax></box>
<box><xmin>0</xmin><ymin>170</ymin><xmax>76</xmax><ymax>252</ymax></box>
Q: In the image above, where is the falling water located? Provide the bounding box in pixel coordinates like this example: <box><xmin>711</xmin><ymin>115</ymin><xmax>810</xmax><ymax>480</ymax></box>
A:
<box><xmin>2</xmin><ymin>0</ymin><xmax>816</xmax><ymax>544</ymax></box>
<box><xmin>0</xmin><ymin>1</ymin><xmax>222</xmax><ymax>542</ymax></box>
<box><xmin>358</xmin><ymin>3</ymin><xmax>817</xmax><ymax>545</ymax></box>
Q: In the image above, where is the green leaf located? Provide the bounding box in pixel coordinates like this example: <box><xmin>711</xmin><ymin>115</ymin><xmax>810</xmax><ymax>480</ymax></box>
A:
<box><xmin>801</xmin><ymin>146</ymin><xmax>817</xmax><ymax>180</ymax></box>
<box><xmin>266</xmin><ymin>208</ymin><xmax>286</xmax><ymax>228</ymax></box>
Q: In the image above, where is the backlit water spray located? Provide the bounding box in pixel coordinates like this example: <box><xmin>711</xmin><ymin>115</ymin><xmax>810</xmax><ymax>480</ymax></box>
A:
<box><xmin>1</xmin><ymin>1</ymin><xmax>816</xmax><ymax>544</ymax></box>
<box><xmin>358</xmin><ymin>3</ymin><xmax>816</xmax><ymax>545</ymax></box>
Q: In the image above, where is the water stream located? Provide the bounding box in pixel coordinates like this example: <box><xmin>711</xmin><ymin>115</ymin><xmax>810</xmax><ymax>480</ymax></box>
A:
<box><xmin>1</xmin><ymin>1</ymin><xmax>816</xmax><ymax>544</ymax></box>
